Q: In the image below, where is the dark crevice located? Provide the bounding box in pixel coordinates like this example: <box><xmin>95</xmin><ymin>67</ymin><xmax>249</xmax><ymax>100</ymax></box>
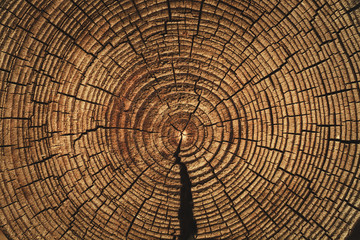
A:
<box><xmin>347</xmin><ymin>217</ymin><xmax>360</xmax><ymax>240</ymax></box>
<box><xmin>167</xmin><ymin>0</ymin><xmax>172</xmax><ymax>21</ymax></box>
<box><xmin>173</xmin><ymin>134</ymin><xmax>197</xmax><ymax>240</ymax></box>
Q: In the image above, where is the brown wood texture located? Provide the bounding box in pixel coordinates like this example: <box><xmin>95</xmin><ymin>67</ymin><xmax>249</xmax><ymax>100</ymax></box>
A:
<box><xmin>0</xmin><ymin>0</ymin><xmax>360</xmax><ymax>239</ymax></box>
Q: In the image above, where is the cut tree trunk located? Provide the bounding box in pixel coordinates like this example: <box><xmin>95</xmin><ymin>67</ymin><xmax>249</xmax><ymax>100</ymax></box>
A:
<box><xmin>0</xmin><ymin>0</ymin><xmax>360</xmax><ymax>239</ymax></box>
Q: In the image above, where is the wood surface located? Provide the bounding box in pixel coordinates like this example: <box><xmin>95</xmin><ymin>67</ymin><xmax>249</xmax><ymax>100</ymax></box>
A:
<box><xmin>0</xmin><ymin>0</ymin><xmax>360</xmax><ymax>239</ymax></box>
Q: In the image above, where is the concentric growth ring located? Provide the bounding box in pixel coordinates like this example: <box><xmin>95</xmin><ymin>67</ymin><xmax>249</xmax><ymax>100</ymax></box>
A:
<box><xmin>0</xmin><ymin>0</ymin><xmax>360</xmax><ymax>239</ymax></box>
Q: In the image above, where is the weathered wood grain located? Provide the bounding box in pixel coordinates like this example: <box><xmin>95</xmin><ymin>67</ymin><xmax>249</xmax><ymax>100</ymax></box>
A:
<box><xmin>0</xmin><ymin>0</ymin><xmax>359</xmax><ymax>239</ymax></box>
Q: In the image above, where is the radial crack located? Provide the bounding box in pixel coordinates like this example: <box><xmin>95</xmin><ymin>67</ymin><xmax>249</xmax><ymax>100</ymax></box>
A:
<box><xmin>173</xmin><ymin>134</ymin><xmax>197</xmax><ymax>239</ymax></box>
<box><xmin>125</xmin><ymin>187</ymin><xmax>155</xmax><ymax>238</ymax></box>
<box><xmin>202</xmin><ymin>156</ymin><xmax>249</xmax><ymax>238</ymax></box>
<box><xmin>71</xmin><ymin>125</ymin><xmax>159</xmax><ymax>146</ymax></box>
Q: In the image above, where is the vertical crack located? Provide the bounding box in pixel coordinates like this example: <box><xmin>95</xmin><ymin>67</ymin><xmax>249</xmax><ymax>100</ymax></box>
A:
<box><xmin>125</xmin><ymin>187</ymin><xmax>155</xmax><ymax>238</ymax></box>
<box><xmin>173</xmin><ymin>133</ymin><xmax>197</xmax><ymax>239</ymax></box>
